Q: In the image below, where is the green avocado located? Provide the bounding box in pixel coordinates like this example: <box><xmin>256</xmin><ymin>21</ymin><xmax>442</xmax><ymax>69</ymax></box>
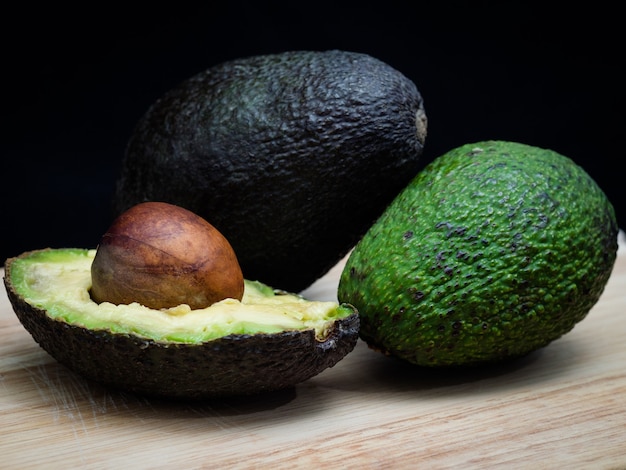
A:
<box><xmin>338</xmin><ymin>140</ymin><xmax>618</xmax><ymax>367</ymax></box>
<box><xmin>4</xmin><ymin>248</ymin><xmax>359</xmax><ymax>399</ymax></box>
<box><xmin>112</xmin><ymin>49</ymin><xmax>427</xmax><ymax>292</ymax></box>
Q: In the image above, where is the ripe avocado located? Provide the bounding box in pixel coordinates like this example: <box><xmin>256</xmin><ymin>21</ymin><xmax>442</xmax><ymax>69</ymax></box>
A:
<box><xmin>112</xmin><ymin>50</ymin><xmax>427</xmax><ymax>292</ymax></box>
<box><xmin>338</xmin><ymin>140</ymin><xmax>618</xmax><ymax>367</ymax></box>
<box><xmin>4</xmin><ymin>248</ymin><xmax>359</xmax><ymax>399</ymax></box>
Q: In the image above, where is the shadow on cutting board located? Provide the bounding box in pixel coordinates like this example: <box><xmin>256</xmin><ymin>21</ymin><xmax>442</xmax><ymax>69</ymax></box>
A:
<box><xmin>308</xmin><ymin>334</ymin><xmax>588</xmax><ymax>397</ymax></box>
<box><xmin>4</xmin><ymin>348</ymin><xmax>331</xmax><ymax>420</ymax></box>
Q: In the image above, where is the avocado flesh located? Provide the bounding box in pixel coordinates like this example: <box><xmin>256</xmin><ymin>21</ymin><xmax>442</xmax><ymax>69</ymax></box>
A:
<box><xmin>8</xmin><ymin>248</ymin><xmax>352</xmax><ymax>343</ymax></box>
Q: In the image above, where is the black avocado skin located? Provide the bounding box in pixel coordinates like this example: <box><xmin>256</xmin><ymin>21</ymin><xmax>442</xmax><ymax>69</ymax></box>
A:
<box><xmin>112</xmin><ymin>50</ymin><xmax>427</xmax><ymax>292</ymax></box>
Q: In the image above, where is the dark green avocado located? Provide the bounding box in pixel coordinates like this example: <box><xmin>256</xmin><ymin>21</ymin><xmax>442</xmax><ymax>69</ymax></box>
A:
<box><xmin>112</xmin><ymin>49</ymin><xmax>427</xmax><ymax>292</ymax></box>
<box><xmin>338</xmin><ymin>141</ymin><xmax>618</xmax><ymax>367</ymax></box>
<box><xmin>4</xmin><ymin>248</ymin><xmax>359</xmax><ymax>400</ymax></box>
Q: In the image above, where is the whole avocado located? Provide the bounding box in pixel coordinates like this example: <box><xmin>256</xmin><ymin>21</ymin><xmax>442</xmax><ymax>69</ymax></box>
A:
<box><xmin>338</xmin><ymin>141</ymin><xmax>618</xmax><ymax>367</ymax></box>
<box><xmin>112</xmin><ymin>50</ymin><xmax>427</xmax><ymax>292</ymax></box>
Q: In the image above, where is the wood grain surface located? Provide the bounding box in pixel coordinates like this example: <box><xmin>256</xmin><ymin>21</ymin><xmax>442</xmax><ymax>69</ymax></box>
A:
<box><xmin>1</xmin><ymin>234</ymin><xmax>625</xmax><ymax>469</ymax></box>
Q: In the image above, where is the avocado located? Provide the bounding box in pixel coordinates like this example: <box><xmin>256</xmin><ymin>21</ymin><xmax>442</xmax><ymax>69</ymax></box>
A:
<box><xmin>112</xmin><ymin>49</ymin><xmax>427</xmax><ymax>292</ymax></box>
<box><xmin>338</xmin><ymin>141</ymin><xmax>618</xmax><ymax>367</ymax></box>
<box><xmin>4</xmin><ymin>248</ymin><xmax>359</xmax><ymax>399</ymax></box>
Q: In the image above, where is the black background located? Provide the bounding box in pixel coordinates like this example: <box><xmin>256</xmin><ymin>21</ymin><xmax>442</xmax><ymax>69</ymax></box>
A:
<box><xmin>3</xmin><ymin>3</ymin><xmax>623</xmax><ymax>263</ymax></box>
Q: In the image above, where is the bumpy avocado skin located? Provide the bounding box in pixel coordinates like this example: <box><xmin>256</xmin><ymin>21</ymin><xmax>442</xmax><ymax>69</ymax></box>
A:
<box><xmin>4</xmin><ymin>250</ymin><xmax>359</xmax><ymax>400</ymax></box>
<box><xmin>338</xmin><ymin>141</ymin><xmax>618</xmax><ymax>367</ymax></box>
<box><xmin>113</xmin><ymin>50</ymin><xmax>427</xmax><ymax>292</ymax></box>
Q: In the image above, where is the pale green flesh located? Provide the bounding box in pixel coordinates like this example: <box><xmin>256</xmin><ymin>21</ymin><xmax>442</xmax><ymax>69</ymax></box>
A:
<box><xmin>10</xmin><ymin>249</ymin><xmax>351</xmax><ymax>343</ymax></box>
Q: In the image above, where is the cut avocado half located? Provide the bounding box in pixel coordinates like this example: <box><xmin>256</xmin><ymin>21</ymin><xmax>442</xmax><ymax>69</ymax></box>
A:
<box><xmin>3</xmin><ymin>248</ymin><xmax>359</xmax><ymax>400</ymax></box>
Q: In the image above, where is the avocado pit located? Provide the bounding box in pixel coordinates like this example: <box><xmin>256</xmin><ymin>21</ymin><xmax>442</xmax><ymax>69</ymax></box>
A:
<box><xmin>90</xmin><ymin>201</ymin><xmax>244</xmax><ymax>310</ymax></box>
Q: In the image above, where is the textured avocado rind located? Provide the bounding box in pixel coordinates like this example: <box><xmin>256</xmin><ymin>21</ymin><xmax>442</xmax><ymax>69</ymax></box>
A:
<box><xmin>113</xmin><ymin>49</ymin><xmax>427</xmax><ymax>292</ymax></box>
<box><xmin>4</xmin><ymin>251</ymin><xmax>359</xmax><ymax>400</ymax></box>
<box><xmin>338</xmin><ymin>140</ymin><xmax>618</xmax><ymax>367</ymax></box>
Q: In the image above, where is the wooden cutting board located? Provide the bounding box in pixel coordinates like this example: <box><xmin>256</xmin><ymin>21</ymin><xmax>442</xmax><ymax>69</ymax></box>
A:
<box><xmin>1</xmin><ymin>236</ymin><xmax>625</xmax><ymax>469</ymax></box>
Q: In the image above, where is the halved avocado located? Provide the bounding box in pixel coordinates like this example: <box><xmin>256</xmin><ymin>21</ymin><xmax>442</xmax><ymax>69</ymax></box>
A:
<box><xmin>3</xmin><ymin>248</ymin><xmax>359</xmax><ymax>400</ymax></box>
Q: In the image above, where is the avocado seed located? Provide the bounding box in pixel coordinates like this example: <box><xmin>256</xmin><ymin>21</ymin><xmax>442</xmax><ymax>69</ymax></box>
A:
<box><xmin>90</xmin><ymin>201</ymin><xmax>244</xmax><ymax>309</ymax></box>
